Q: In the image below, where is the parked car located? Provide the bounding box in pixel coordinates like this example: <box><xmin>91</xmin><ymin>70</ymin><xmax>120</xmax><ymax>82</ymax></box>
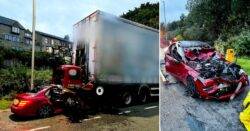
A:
<box><xmin>165</xmin><ymin>41</ymin><xmax>249</xmax><ymax>100</ymax></box>
<box><xmin>11</xmin><ymin>85</ymin><xmax>64</xmax><ymax>118</ymax></box>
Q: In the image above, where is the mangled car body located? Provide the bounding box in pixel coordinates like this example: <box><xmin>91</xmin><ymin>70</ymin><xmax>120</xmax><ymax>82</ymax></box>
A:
<box><xmin>165</xmin><ymin>41</ymin><xmax>249</xmax><ymax>100</ymax></box>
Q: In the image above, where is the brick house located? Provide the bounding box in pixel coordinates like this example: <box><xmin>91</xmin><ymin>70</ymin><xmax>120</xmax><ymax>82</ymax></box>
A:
<box><xmin>0</xmin><ymin>16</ymin><xmax>34</xmax><ymax>50</ymax></box>
<box><xmin>0</xmin><ymin>15</ymin><xmax>72</xmax><ymax>54</ymax></box>
<box><xmin>36</xmin><ymin>31</ymin><xmax>72</xmax><ymax>56</ymax></box>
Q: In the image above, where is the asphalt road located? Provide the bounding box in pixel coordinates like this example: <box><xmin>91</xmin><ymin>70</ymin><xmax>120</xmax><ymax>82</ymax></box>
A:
<box><xmin>0</xmin><ymin>102</ymin><xmax>159</xmax><ymax>131</ymax></box>
<box><xmin>160</xmin><ymin>74</ymin><xmax>249</xmax><ymax>131</ymax></box>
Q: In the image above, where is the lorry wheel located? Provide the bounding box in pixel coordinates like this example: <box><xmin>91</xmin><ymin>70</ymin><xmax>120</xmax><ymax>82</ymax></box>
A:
<box><xmin>96</xmin><ymin>86</ymin><xmax>104</xmax><ymax>96</ymax></box>
<box><xmin>138</xmin><ymin>89</ymin><xmax>148</xmax><ymax>103</ymax></box>
<box><xmin>121</xmin><ymin>91</ymin><xmax>133</xmax><ymax>106</ymax></box>
<box><xmin>186</xmin><ymin>76</ymin><xmax>199</xmax><ymax>98</ymax></box>
<box><xmin>38</xmin><ymin>105</ymin><xmax>52</xmax><ymax>118</ymax></box>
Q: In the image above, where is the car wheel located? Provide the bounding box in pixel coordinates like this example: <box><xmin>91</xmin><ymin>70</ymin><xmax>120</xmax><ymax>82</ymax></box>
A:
<box><xmin>38</xmin><ymin>105</ymin><xmax>52</xmax><ymax>118</ymax></box>
<box><xmin>186</xmin><ymin>76</ymin><xmax>199</xmax><ymax>98</ymax></box>
<box><xmin>121</xmin><ymin>91</ymin><xmax>133</xmax><ymax>106</ymax></box>
<box><xmin>138</xmin><ymin>88</ymin><xmax>148</xmax><ymax>103</ymax></box>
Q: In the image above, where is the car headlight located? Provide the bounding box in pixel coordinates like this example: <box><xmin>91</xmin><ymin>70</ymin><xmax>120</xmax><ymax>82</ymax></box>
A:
<box><xmin>13</xmin><ymin>99</ymin><xmax>19</xmax><ymax>106</ymax></box>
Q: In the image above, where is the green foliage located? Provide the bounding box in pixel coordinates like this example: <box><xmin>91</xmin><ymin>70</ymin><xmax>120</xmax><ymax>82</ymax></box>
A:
<box><xmin>167</xmin><ymin>28</ymin><xmax>185</xmax><ymax>40</ymax></box>
<box><xmin>0</xmin><ymin>99</ymin><xmax>12</xmax><ymax>110</ymax></box>
<box><xmin>182</xmin><ymin>25</ymin><xmax>205</xmax><ymax>40</ymax></box>
<box><xmin>215</xmin><ymin>30</ymin><xmax>250</xmax><ymax>55</ymax></box>
<box><xmin>27</xmin><ymin>69</ymin><xmax>52</xmax><ymax>86</ymax></box>
<box><xmin>121</xmin><ymin>2</ymin><xmax>159</xmax><ymax>29</ymax></box>
<box><xmin>0</xmin><ymin>47</ymin><xmax>65</xmax><ymax>68</ymax></box>
<box><xmin>175</xmin><ymin>34</ymin><xmax>184</xmax><ymax>41</ymax></box>
<box><xmin>237</xmin><ymin>56</ymin><xmax>250</xmax><ymax>75</ymax></box>
<box><xmin>0</xmin><ymin>64</ymin><xmax>30</xmax><ymax>96</ymax></box>
<box><xmin>0</xmin><ymin>63</ymin><xmax>52</xmax><ymax>97</ymax></box>
<box><xmin>167</xmin><ymin>0</ymin><xmax>249</xmax><ymax>46</ymax></box>
<box><xmin>230</xmin><ymin>30</ymin><xmax>250</xmax><ymax>55</ymax></box>
<box><xmin>214</xmin><ymin>39</ymin><xmax>228</xmax><ymax>54</ymax></box>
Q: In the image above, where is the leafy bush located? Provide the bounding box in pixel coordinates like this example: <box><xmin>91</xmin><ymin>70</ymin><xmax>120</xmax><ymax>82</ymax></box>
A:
<box><xmin>230</xmin><ymin>30</ymin><xmax>250</xmax><ymax>55</ymax></box>
<box><xmin>27</xmin><ymin>69</ymin><xmax>52</xmax><ymax>86</ymax></box>
<box><xmin>214</xmin><ymin>39</ymin><xmax>229</xmax><ymax>54</ymax></box>
<box><xmin>175</xmin><ymin>34</ymin><xmax>184</xmax><ymax>41</ymax></box>
<box><xmin>0</xmin><ymin>64</ymin><xmax>52</xmax><ymax>97</ymax></box>
<box><xmin>0</xmin><ymin>47</ymin><xmax>66</xmax><ymax>69</ymax></box>
<box><xmin>215</xmin><ymin>30</ymin><xmax>250</xmax><ymax>56</ymax></box>
<box><xmin>167</xmin><ymin>28</ymin><xmax>183</xmax><ymax>40</ymax></box>
<box><xmin>0</xmin><ymin>64</ymin><xmax>29</xmax><ymax>97</ymax></box>
<box><xmin>0</xmin><ymin>99</ymin><xmax>12</xmax><ymax>110</ymax></box>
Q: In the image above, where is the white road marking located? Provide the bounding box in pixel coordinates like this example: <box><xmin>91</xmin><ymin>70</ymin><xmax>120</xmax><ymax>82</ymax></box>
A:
<box><xmin>124</xmin><ymin>110</ymin><xmax>131</xmax><ymax>114</ymax></box>
<box><xmin>83</xmin><ymin>116</ymin><xmax>101</xmax><ymax>121</ymax></box>
<box><xmin>144</xmin><ymin>106</ymin><xmax>158</xmax><ymax>110</ymax></box>
<box><xmin>118</xmin><ymin>110</ymin><xmax>131</xmax><ymax>115</ymax></box>
<box><xmin>28</xmin><ymin>126</ymin><xmax>50</xmax><ymax>131</ymax></box>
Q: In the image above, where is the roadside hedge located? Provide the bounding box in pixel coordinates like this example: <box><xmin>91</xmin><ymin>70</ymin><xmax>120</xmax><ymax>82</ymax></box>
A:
<box><xmin>0</xmin><ymin>47</ymin><xmax>66</xmax><ymax>69</ymax></box>
<box><xmin>0</xmin><ymin>64</ymin><xmax>52</xmax><ymax>97</ymax></box>
<box><xmin>214</xmin><ymin>30</ymin><xmax>250</xmax><ymax>56</ymax></box>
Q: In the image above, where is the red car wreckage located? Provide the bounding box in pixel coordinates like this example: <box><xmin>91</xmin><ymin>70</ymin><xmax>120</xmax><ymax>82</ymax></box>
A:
<box><xmin>165</xmin><ymin>41</ymin><xmax>249</xmax><ymax>100</ymax></box>
<box><xmin>11</xmin><ymin>85</ymin><xmax>64</xmax><ymax>117</ymax></box>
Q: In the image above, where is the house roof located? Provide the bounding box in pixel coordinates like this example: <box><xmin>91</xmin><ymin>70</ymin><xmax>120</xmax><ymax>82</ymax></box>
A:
<box><xmin>0</xmin><ymin>15</ymin><xmax>72</xmax><ymax>44</ymax></box>
<box><xmin>36</xmin><ymin>31</ymin><xmax>72</xmax><ymax>43</ymax></box>
<box><xmin>0</xmin><ymin>15</ymin><xmax>25</xmax><ymax>30</ymax></box>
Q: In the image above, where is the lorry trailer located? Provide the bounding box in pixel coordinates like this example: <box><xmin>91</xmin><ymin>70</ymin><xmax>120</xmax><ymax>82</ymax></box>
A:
<box><xmin>71</xmin><ymin>10</ymin><xmax>159</xmax><ymax>105</ymax></box>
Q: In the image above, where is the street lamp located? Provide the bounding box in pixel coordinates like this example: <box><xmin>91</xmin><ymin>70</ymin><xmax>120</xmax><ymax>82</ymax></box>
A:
<box><xmin>30</xmin><ymin>0</ymin><xmax>36</xmax><ymax>90</ymax></box>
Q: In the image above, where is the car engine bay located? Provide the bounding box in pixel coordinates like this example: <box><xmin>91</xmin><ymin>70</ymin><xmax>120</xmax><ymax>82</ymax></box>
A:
<box><xmin>186</xmin><ymin>50</ymin><xmax>243</xmax><ymax>81</ymax></box>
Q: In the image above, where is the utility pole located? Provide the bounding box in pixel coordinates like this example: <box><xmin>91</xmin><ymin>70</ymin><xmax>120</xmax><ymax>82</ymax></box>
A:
<box><xmin>30</xmin><ymin>0</ymin><xmax>36</xmax><ymax>90</ymax></box>
<box><xmin>162</xmin><ymin>0</ymin><xmax>167</xmax><ymax>24</ymax></box>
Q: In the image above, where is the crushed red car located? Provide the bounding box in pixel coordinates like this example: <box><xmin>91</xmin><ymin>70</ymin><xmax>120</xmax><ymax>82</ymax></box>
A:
<box><xmin>11</xmin><ymin>85</ymin><xmax>64</xmax><ymax>118</ymax></box>
<box><xmin>165</xmin><ymin>41</ymin><xmax>249</xmax><ymax>100</ymax></box>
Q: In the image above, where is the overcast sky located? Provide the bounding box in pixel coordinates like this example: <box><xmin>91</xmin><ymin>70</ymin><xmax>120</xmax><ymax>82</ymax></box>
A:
<box><xmin>160</xmin><ymin>0</ymin><xmax>188</xmax><ymax>24</ymax></box>
<box><xmin>0</xmin><ymin>0</ymin><xmax>158</xmax><ymax>40</ymax></box>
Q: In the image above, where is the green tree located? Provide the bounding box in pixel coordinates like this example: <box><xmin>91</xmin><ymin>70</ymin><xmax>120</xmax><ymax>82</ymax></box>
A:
<box><xmin>121</xmin><ymin>2</ymin><xmax>159</xmax><ymax>29</ymax></box>
<box><xmin>167</xmin><ymin>0</ymin><xmax>249</xmax><ymax>43</ymax></box>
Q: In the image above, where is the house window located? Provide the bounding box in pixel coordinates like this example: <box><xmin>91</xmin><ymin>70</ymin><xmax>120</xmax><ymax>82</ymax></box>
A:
<box><xmin>4</xmin><ymin>34</ymin><xmax>20</xmax><ymax>42</ymax></box>
<box><xmin>25</xmin><ymin>39</ymin><xmax>32</xmax><ymax>44</ymax></box>
<box><xmin>43</xmin><ymin>38</ymin><xmax>48</xmax><ymax>45</ymax></box>
<box><xmin>25</xmin><ymin>33</ymin><xmax>31</xmax><ymax>37</ymax></box>
<box><xmin>12</xmin><ymin>35</ymin><xmax>19</xmax><ymax>42</ymax></box>
<box><xmin>4</xmin><ymin>34</ymin><xmax>9</xmax><ymax>40</ymax></box>
<box><xmin>51</xmin><ymin>39</ymin><xmax>54</xmax><ymax>45</ymax></box>
<box><xmin>12</xmin><ymin>27</ymin><xmax>20</xmax><ymax>34</ymax></box>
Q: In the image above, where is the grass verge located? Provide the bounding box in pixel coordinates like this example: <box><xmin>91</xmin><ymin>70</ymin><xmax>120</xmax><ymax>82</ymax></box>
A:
<box><xmin>237</xmin><ymin>56</ymin><xmax>250</xmax><ymax>75</ymax></box>
<box><xmin>0</xmin><ymin>99</ymin><xmax>12</xmax><ymax>110</ymax></box>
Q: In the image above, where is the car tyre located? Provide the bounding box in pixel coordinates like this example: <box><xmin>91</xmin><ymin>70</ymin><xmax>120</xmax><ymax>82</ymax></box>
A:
<box><xmin>138</xmin><ymin>88</ymin><xmax>148</xmax><ymax>103</ymax></box>
<box><xmin>186</xmin><ymin>76</ymin><xmax>199</xmax><ymax>98</ymax></box>
<box><xmin>121</xmin><ymin>91</ymin><xmax>133</xmax><ymax>106</ymax></box>
<box><xmin>38</xmin><ymin>105</ymin><xmax>52</xmax><ymax>118</ymax></box>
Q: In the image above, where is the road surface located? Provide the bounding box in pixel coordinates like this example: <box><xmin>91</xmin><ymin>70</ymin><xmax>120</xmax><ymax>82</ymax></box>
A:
<box><xmin>0</xmin><ymin>102</ymin><xmax>159</xmax><ymax>131</ymax></box>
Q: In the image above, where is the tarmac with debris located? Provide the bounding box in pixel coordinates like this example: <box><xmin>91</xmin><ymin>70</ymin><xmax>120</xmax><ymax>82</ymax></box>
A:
<box><xmin>0</xmin><ymin>101</ymin><xmax>159</xmax><ymax>131</ymax></box>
